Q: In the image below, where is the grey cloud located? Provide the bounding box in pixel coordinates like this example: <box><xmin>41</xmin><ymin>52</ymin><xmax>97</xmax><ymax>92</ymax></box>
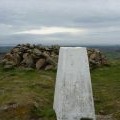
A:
<box><xmin>0</xmin><ymin>0</ymin><xmax>120</xmax><ymax>45</ymax></box>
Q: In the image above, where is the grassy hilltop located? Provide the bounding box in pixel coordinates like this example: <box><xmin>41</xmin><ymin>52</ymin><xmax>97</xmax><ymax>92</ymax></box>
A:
<box><xmin>0</xmin><ymin>47</ymin><xmax>120</xmax><ymax>120</ymax></box>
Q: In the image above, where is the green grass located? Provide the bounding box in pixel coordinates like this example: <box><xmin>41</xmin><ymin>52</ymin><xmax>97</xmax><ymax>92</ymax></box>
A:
<box><xmin>0</xmin><ymin>60</ymin><xmax>120</xmax><ymax>120</ymax></box>
<box><xmin>104</xmin><ymin>51</ymin><xmax>120</xmax><ymax>60</ymax></box>
<box><xmin>0</xmin><ymin>67</ymin><xmax>56</xmax><ymax>120</ymax></box>
<box><xmin>91</xmin><ymin>60</ymin><xmax>120</xmax><ymax>119</ymax></box>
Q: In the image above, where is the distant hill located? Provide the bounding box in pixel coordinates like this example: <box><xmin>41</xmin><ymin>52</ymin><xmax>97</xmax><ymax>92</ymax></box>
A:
<box><xmin>0</xmin><ymin>46</ymin><xmax>13</xmax><ymax>53</ymax></box>
<box><xmin>95</xmin><ymin>46</ymin><xmax>120</xmax><ymax>59</ymax></box>
<box><xmin>0</xmin><ymin>46</ymin><xmax>13</xmax><ymax>58</ymax></box>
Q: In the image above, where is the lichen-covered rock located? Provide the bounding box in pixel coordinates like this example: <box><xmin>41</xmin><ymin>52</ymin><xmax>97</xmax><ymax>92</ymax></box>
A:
<box><xmin>45</xmin><ymin>65</ymin><xmax>54</xmax><ymax>70</ymax></box>
<box><xmin>33</xmin><ymin>48</ymin><xmax>42</xmax><ymax>56</ymax></box>
<box><xmin>4</xmin><ymin>64</ymin><xmax>14</xmax><ymax>69</ymax></box>
<box><xmin>36</xmin><ymin>58</ymin><xmax>46</xmax><ymax>70</ymax></box>
<box><xmin>13</xmin><ymin>53</ymin><xmax>21</xmax><ymax>65</ymax></box>
<box><xmin>4</xmin><ymin>53</ymin><xmax>14</xmax><ymax>61</ymax></box>
<box><xmin>21</xmin><ymin>54</ymin><xmax>34</xmax><ymax>68</ymax></box>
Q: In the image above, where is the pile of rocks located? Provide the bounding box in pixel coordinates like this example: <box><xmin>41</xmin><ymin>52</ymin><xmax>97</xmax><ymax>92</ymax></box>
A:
<box><xmin>0</xmin><ymin>44</ymin><xmax>108</xmax><ymax>70</ymax></box>
<box><xmin>87</xmin><ymin>48</ymin><xmax>108</xmax><ymax>69</ymax></box>
<box><xmin>0</xmin><ymin>44</ymin><xmax>59</xmax><ymax>70</ymax></box>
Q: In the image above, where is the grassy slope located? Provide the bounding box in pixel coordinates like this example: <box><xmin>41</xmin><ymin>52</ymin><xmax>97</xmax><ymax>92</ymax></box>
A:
<box><xmin>0</xmin><ymin>60</ymin><xmax>120</xmax><ymax>120</ymax></box>
<box><xmin>91</xmin><ymin>60</ymin><xmax>120</xmax><ymax>119</ymax></box>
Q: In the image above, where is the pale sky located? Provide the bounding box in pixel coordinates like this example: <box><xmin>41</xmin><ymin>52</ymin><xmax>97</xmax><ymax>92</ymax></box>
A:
<box><xmin>0</xmin><ymin>0</ymin><xmax>120</xmax><ymax>45</ymax></box>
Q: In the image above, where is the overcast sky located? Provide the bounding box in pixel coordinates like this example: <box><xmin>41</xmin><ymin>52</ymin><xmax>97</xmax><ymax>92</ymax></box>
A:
<box><xmin>0</xmin><ymin>0</ymin><xmax>120</xmax><ymax>46</ymax></box>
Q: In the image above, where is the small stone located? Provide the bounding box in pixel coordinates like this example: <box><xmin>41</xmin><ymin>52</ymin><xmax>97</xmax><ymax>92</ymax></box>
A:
<box><xmin>22</xmin><ymin>54</ymin><xmax>34</xmax><ymax>68</ymax></box>
<box><xmin>11</xmin><ymin>48</ymin><xmax>20</xmax><ymax>53</ymax></box>
<box><xmin>45</xmin><ymin>65</ymin><xmax>54</xmax><ymax>70</ymax></box>
<box><xmin>4</xmin><ymin>65</ymin><xmax>14</xmax><ymax>69</ymax></box>
<box><xmin>33</xmin><ymin>48</ymin><xmax>42</xmax><ymax>56</ymax></box>
<box><xmin>36</xmin><ymin>59</ymin><xmax>46</xmax><ymax>70</ymax></box>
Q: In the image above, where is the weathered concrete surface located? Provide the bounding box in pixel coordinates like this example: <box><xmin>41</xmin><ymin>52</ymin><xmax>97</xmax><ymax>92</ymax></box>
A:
<box><xmin>53</xmin><ymin>47</ymin><xmax>96</xmax><ymax>120</ymax></box>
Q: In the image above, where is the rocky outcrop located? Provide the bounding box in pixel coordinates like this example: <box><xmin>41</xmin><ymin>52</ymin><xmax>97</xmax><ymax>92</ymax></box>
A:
<box><xmin>0</xmin><ymin>44</ymin><xmax>108</xmax><ymax>70</ymax></box>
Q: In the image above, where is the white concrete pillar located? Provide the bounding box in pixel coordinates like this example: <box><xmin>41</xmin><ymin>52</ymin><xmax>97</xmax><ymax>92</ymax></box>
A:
<box><xmin>53</xmin><ymin>47</ymin><xmax>96</xmax><ymax>120</ymax></box>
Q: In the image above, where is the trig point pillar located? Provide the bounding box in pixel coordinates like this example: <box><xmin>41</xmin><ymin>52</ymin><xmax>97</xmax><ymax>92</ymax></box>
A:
<box><xmin>53</xmin><ymin>47</ymin><xmax>96</xmax><ymax>120</ymax></box>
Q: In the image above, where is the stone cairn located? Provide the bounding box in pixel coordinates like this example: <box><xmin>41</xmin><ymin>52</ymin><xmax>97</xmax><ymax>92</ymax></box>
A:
<box><xmin>0</xmin><ymin>44</ymin><xmax>108</xmax><ymax>70</ymax></box>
